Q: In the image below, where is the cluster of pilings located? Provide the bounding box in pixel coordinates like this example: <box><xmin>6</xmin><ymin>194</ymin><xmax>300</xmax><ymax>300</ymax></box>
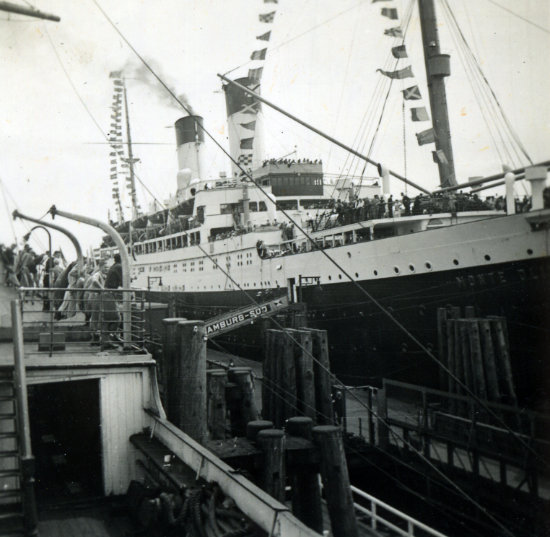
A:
<box><xmin>160</xmin><ymin>318</ymin><xmax>359</xmax><ymax>536</ymax></box>
<box><xmin>263</xmin><ymin>328</ymin><xmax>334</xmax><ymax>426</ymax></box>
<box><xmin>437</xmin><ymin>307</ymin><xmax>517</xmax><ymax>407</ymax></box>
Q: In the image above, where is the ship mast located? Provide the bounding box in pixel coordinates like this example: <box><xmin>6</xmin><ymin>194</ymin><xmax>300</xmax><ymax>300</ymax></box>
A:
<box><xmin>418</xmin><ymin>0</ymin><xmax>457</xmax><ymax>188</ymax></box>
<box><xmin>121</xmin><ymin>79</ymin><xmax>140</xmax><ymax>220</ymax></box>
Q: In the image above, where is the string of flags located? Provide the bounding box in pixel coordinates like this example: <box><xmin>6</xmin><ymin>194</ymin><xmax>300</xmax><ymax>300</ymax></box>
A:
<box><xmin>373</xmin><ymin>0</ymin><xmax>445</xmax><ymax>163</ymax></box>
<box><xmin>229</xmin><ymin>0</ymin><xmax>278</xmax><ymax>177</ymax></box>
<box><xmin>107</xmin><ymin>71</ymin><xmax>142</xmax><ymax>222</ymax></box>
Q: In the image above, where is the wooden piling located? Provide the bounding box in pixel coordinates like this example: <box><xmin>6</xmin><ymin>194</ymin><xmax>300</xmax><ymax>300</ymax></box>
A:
<box><xmin>174</xmin><ymin>320</ymin><xmax>207</xmax><ymax>443</ymax></box>
<box><xmin>467</xmin><ymin>320</ymin><xmax>488</xmax><ymax>400</ymax></box>
<box><xmin>246</xmin><ymin>420</ymin><xmax>273</xmax><ymax>442</ymax></box>
<box><xmin>228</xmin><ymin>367</ymin><xmax>260</xmax><ymax>436</ymax></box>
<box><xmin>281</xmin><ymin>331</ymin><xmax>298</xmax><ymax>423</ymax></box>
<box><xmin>313</xmin><ymin>425</ymin><xmax>359</xmax><ymax>537</ymax></box>
<box><xmin>492</xmin><ymin>317</ymin><xmax>517</xmax><ymax>406</ymax></box>
<box><xmin>264</xmin><ymin>329</ymin><xmax>285</xmax><ymax>426</ymax></box>
<box><xmin>206</xmin><ymin>369</ymin><xmax>227</xmax><ymax>440</ymax></box>
<box><xmin>256</xmin><ymin>429</ymin><xmax>286</xmax><ymax>502</ymax></box>
<box><xmin>287</xmin><ymin>417</ymin><xmax>323</xmax><ymax>533</ymax></box>
<box><xmin>437</xmin><ymin>307</ymin><xmax>448</xmax><ymax>391</ymax></box>
<box><xmin>286</xmin><ymin>329</ymin><xmax>316</xmax><ymax>420</ymax></box>
<box><xmin>376</xmin><ymin>387</ymin><xmax>389</xmax><ymax>450</ymax></box>
<box><xmin>161</xmin><ymin>317</ymin><xmax>185</xmax><ymax>406</ymax></box>
<box><xmin>479</xmin><ymin>319</ymin><xmax>501</xmax><ymax>402</ymax></box>
<box><xmin>309</xmin><ymin>329</ymin><xmax>334</xmax><ymax>425</ymax></box>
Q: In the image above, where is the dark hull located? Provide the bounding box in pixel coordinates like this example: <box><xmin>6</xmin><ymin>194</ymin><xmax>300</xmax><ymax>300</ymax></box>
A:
<box><xmin>149</xmin><ymin>255</ymin><xmax>550</xmax><ymax>409</ymax></box>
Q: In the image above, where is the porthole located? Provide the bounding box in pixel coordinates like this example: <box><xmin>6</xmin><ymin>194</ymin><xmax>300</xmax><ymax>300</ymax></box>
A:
<box><xmin>409</xmin><ymin>264</ymin><xmax>415</xmax><ymax>272</ymax></box>
<box><xmin>484</xmin><ymin>254</ymin><xmax>491</xmax><ymax>261</ymax></box>
<box><xmin>374</xmin><ymin>270</ymin><xmax>378</xmax><ymax>276</ymax></box>
<box><xmin>347</xmin><ymin>252</ymin><xmax>352</xmax><ymax>258</ymax></box>
<box><xmin>394</xmin><ymin>266</ymin><xmax>400</xmax><ymax>274</ymax></box>
<box><xmin>425</xmin><ymin>262</ymin><xmax>432</xmax><ymax>270</ymax></box>
<box><xmin>527</xmin><ymin>248</ymin><xmax>533</xmax><ymax>255</ymax></box>
<box><xmin>328</xmin><ymin>275</ymin><xmax>332</xmax><ymax>280</ymax></box>
<box><xmin>453</xmin><ymin>259</ymin><xmax>459</xmax><ymax>266</ymax></box>
<box><xmin>355</xmin><ymin>272</ymin><xmax>359</xmax><ymax>278</ymax></box>
<box><xmin>338</xmin><ymin>274</ymin><xmax>342</xmax><ymax>280</ymax></box>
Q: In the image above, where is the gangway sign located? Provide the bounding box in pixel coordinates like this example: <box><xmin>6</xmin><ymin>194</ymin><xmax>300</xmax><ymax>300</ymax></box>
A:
<box><xmin>205</xmin><ymin>295</ymin><xmax>289</xmax><ymax>338</ymax></box>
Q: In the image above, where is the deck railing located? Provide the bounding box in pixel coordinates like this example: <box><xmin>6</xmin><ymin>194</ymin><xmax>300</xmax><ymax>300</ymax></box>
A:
<box><xmin>351</xmin><ymin>485</ymin><xmax>447</xmax><ymax>537</ymax></box>
<box><xmin>17</xmin><ymin>287</ymin><xmax>146</xmax><ymax>355</ymax></box>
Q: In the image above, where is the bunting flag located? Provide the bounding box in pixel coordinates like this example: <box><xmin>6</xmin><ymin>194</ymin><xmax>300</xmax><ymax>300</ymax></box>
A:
<box><xmin>411</xmin><ymin>107</ymin><xmax>430</xmax><ymax>121</ymax></box>
<box><xmin>402</xmin><ymin>85</ymin><xmax>422</xmax><ymax>100</ymax></box>
<box><xmin>248</xmin><ymin>67</ymin><xmax>263</xmax><ymax>82</ymax></box>
<box><xmin>372</xmin><ymin>0</ymin><xmax>391</xmax><ymax>2</ymax></box>
<box><xmin>264</xmin><ymin>0</ymin><xmax>278</xmax><ymax>3</ymax></box>
<box><xmin>377</xmin><ymin>66</ymin><xmax>414</xmax><ymax>79</ymax></box>
<box><xmin>259</xmin><ymin>11</ymin><xmax>276</xmax><ymax>23</ymax></box>
<box><xmin>114</xmin><ymin>87</ymin><xmax>123</xmax><ymax>93</ymax></box>
<box><xmin>381</xmin><ymin>7</ymin><xmax>398</xmax><ymax>19</ymax></box>
<box><xmin>384</xmin><ymin>26</ymin><xmax>403</xmax><ymax>37</ymax></box>
<box><xmin>416</xmin><ymin>128</ymin><xmax>436</xmax><ymax>145</ymax></box>
<box><xmin>113</xmin><ymin>80</ymin><xmax>124</xmax><ymax>86</ymax></box>
<box><xmin>250</xmin><ymin>48</ymin><xmax>267</xmax><ymax>61</ymax></box>
<box><xmin>240</xmin><ymin>138</ymin><xmax>254</xmax><ymax>150</ymax></box>
<box><xmin>109</xmin><ymin>70</ymin><xmax>122</xmax><ymax>79</ymax></box>
<box><xmin>240</xmin><ymin>120</ymin><xmax>256</xmax><ymax>130</ymax></box>
<box><xmin>433</xmin><ymin>150</ymin><xmax>448</xmax><ymax>164</ymax></box>
<box><xmin>391</xmin><ymin>44</ymin><xmax>408</xmax><ymax>59</ymax></box>
<box><xmin>256</xmin><ymin>31</ymin><xmax>271</xmax><ymax>41</ymax></box>
<box><xmin>238</xmin><ymin>154</ymin><xmax>253</xmax><ymax>165</ymax></box>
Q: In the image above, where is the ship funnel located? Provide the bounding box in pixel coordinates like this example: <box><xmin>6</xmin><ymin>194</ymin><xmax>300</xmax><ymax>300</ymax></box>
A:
<box><xmin>224</xmin><ymin>76</ymin><xmax>262</xmax><ymax>178</ymax></box>
<box><xmin>175</xmin><ymin>115</ymin><xmax>206</xmax><ymax>199</ymax></box>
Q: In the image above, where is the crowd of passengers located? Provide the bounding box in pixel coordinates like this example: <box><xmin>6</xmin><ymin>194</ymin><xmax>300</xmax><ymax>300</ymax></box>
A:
<box><xmin>311</xmin><ymin>191</ymin><xmax>536</xmax><ymax>230</ymax></box>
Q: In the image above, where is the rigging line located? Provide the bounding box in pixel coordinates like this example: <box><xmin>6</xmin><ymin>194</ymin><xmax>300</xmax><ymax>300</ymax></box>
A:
<box><xmin>42</xmin><ymin>24</ymin><xmax>167</xmax><ymax>211</ymax></box>
<box><xmin>94</xmin><ymin>0</ymin><xmax>545</xmax><ymax>476</ymax></box>
<box><xmin>223</xmin><ymin>0</ymin><xmax>368</xmax><ymax>77</ymax></box>
<box><xmin>485</xmin><ymin>0</ymin><xmax>550</xmax><ymax>36</ymax></box>
<box><xmin>443</xmin><ymin>0</ymin><xmax>534</xmax><ymax>166</ymax></box>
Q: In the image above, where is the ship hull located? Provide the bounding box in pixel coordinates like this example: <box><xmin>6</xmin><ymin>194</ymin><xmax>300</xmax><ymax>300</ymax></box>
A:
<box><xmin>149</xmin><ymin>254</ymin><xmax>550</xmax><ymax>409</ymax></box>
<box><xmin>137</xmin><ymin>209</ymin><xmax>550</xmax><ymax>409</ymax></box>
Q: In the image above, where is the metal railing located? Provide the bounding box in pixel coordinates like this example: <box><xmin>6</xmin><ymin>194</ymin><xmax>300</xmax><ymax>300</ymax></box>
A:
<box><xmin>17</xmin><ymin>287</ymin><xmax>146</xmax><ymax>354</ymax></box>
<box><xmin>351</xmin><ymin>485</ymin><xmax>447</xmax><ymax>537</ymax></box>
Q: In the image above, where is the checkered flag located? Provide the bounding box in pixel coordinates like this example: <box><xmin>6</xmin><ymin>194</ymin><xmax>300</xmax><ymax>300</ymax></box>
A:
<box><xmin>238</xmin><ymin>154</ymin><xmax>253</xmax><ymax>165</ymax></box>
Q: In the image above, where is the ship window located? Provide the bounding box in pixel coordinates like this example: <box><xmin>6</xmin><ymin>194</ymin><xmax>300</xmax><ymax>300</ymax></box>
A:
<box><xmin>373</xmin><ymin>270</ymin><xmax>378</xmax><ymax>276</ymax></box>
<box><xmin>394</xmin><ymin>266</ymin><xmax>400</xmax><ymax>274</ymax></box>
<box><xmin>355</xmin><ymin>272</ymin><xmax>359</xmax><ymax>278</ymax></box>
<box><xmin>249</xmin><ymin>202</ymin><xmax>258</xmax><ymax>212</ymax></box>
<box><xmin>277</xmin><ymin>200</ymin><xmax>298</xmax><ymax>210</ymax></box>
<box><xmin>259</xmin><ymin>201</ymin><xmax>267</xmax><ymax>212</ymax></box>
<box><xmin>484</xmin><ymin>254</ymin><xmax>491</xmax><ymax>261</ymax></box>
<box><xmin>409</xmin><ymin>264</ymin><xmax>415</xmax><ymax>272</ymax></box>
<box><xmin>328</xmin><ymin>275</ymin><xmax>332</xmax><ymax>280</ymax></box>
<box><xmin>425</xmin><ymin>262</ymin><xmax>432</xmax><ymax>270</ymax></box>
<box><xmin>338</xmin><ymin>274</ymin><xmax>342</xmax><ymax>279</ymax></box>
<box><xmin>527</xmin><ymin>249</ymin><xmax>533</xmax><ymax>255</ymax></box>
<box><xmin>453</xmin><ymin>259</ymin><xmax>459</xmax><ymax>266</ymax></box>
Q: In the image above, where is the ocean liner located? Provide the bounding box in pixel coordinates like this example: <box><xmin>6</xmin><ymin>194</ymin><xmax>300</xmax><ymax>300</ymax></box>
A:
<box><xmin>100</xmin><ymin>0</ymin><xmax>550</xmax><ymax>406</ymax></box>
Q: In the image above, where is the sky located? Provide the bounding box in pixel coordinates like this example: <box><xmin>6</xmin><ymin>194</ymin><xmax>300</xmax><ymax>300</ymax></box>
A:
<box><xmin>1</xmin><ymin>0</ymin><xmax>549</xmax><ymax>256</ymax></box>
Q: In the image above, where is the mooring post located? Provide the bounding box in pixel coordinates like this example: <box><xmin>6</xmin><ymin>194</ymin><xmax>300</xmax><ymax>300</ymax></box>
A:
<box><xmin>288</xmin><ymin>329</ymin><xmax>316</xmax><ymax>420</ymax></box>
<box><xmin>313</xmin><ymin>425</ymin><xmax>359</xmax><ymax>537</ymax></box>
<box><xmin>287</xmin><ymin>417</ymin><xmax>323</xmax><ymax>533</ymax></box>
<box><xmin>309</xmin><ymin>329</ymin><xmax>334</xmax><ymax>425</ymax></box>
<box><xmin>174</xmin><ymin>320</ymin><xmax>207</xmax><ymax>444</ymax></box>
<box><xmin>207</xmin><ymin>369</ymin><xmax>227</xmax><ymax>440</ymax></box>
<box><xmin>246</xmin><ymin>420</ymin><xmax>273</xmax><ymax>442</ymax></box>
<box><xmin>161</xmin><ymin>318</ymin><xmax>185</xmax><ymax>407</ymax></box>
<box><xmin>281</xmin><ymin>331</ymin><xmax>298</xmax><ymax>422</ymax></box>
<box><xmin>228</xmin><ymin>367</ymin><xmax>260</xmax><ymax>436</ymax></box>
<box><xmin>256</xmin><ymin>429</ymin><xmax>286</xmax><ymax>502</ymax></box>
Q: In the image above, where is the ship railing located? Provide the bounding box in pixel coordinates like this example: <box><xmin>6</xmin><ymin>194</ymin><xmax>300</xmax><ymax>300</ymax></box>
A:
<box><xmin>351</xmin><ymin>485</ymin><xmax>448</xmax><ymax>537</ymax></box>
<box><xmin>17</xmin><ymin>287</ymin><xmax>147</xmax><ymax>355</ymax></box>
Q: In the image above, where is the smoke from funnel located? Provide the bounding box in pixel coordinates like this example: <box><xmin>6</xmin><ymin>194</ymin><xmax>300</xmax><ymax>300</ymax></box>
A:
<box><xmin>117</xmin><ymin>58</ymin><xmax>194</xmax><ymax>115</ymax></box>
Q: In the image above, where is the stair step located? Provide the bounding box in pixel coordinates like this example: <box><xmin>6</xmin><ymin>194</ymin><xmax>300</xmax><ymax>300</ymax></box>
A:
<box><xmin>0</xmin><ymin>451</ymin><xmax>19</xmax><ymax>458</ymax></box>
<box><xmin>0</xmin><ymin>470</ymin><xmax>19</xmax><ymax>478</ymax></box>
<box><xmin>0</xmin><ymin>511</ymin><xmax>23</xmax><ymax>522</ymax></box>
<box><xmin>0</xmin><ymin>490</ymin><xmax>21</xmax><ymax>499</ymax></box>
